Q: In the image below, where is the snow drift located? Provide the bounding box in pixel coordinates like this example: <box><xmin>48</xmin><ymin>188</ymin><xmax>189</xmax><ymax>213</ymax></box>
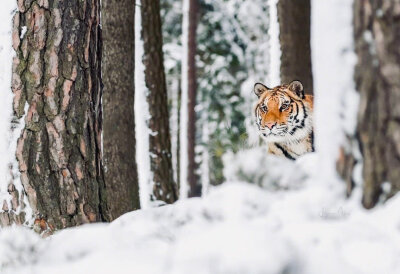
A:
<box><xmin>1</xmin><ymin>175</ymin><xmax>400</xmax><ymax>274</ymax></box>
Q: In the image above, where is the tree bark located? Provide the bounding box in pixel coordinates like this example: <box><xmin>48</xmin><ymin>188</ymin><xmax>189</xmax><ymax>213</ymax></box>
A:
<box><xmin>140</xmin><ymin>0</ymin><xmax>177</xmax><ymax>203</ymax></box>
<box><xmin>187</xmin><ymin>0</ymin><xmax>199</xmax><ymax>197</ymax></box>
<box><xmin>277</xmin><ymin>0</ymin><xmax>313</xmax><ymax>94</ymax></box>
<box><xmin>4</xmin><ymin>0</ymin><xmax>108</xmax><ymax>232</ymax></box>
<box><xmin>102</xmin><ymin>0</ymin><xmax>140</xmax><ymax>219</ymax></box>
<box><xmin>338</xmin><ymin>0</ymin><xmax>400</xmax><ymax>208</ymax></box>
<box><xmin>176</xmin><ymin>81</ymin><xmax>181</xmax><ymax>195</ymax></box>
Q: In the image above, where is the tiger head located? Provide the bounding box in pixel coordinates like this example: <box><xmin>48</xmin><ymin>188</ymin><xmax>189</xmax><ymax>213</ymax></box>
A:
<box><xmin>253</xmin><ymin>80</ymin><xmax>313</xmax><ymax>143</ymax></box>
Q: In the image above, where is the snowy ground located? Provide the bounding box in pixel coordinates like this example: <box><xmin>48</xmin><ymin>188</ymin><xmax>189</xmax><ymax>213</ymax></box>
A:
<box><xmin>1</xmin><ymin>171</ymin><xmax>400</xmax><ymax>274</ymax></box>
<box><xmin>1</xmin><ymin>0</ymin><xmax>400</xmax><ymax>273</ymax></box>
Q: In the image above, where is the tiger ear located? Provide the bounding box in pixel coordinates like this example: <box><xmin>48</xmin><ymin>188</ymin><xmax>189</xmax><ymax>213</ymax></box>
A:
<box><xmin>254</xmin><ymin>83</ymin><xmax>269</xmax><ymax>98</ymax></box>
<box><xmin>288</xmin><ymin>80</ymin><xmax>305</xmax><ymax>99</ymax></box>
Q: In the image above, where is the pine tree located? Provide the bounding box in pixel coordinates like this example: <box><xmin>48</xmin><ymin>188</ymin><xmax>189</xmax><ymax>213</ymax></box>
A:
<box><xmin>161</xmin><ymin>0</ymin><xmax>183</xmax><ymax>193</ymax></box>
<box><xmin>277</xmin><ymin>0</ymin><xmax>313</xmax><ymax>94</ymax></box>
<box><xmin>4</xmin><ymin>0</ymin><xmax>107</xmax><ymax>231</ymax></box>
<box><xmin>102</xmin><ymin>0</ymin><xmax>141</xmax><ymax>220</ymax></box>
<box><xmin>180</xmin><ymin>0</ymin><xmax>200</xmax><ymax>197</ymax></box>
<box><xmin>140</xmin><ymin>0</ymin><xmax>177</xmax><ymax>203</ymax></box>
<box><xmin>338</xmin><ymin>0</ymin><xmax>400</xmax><ymax>208</ymax></box>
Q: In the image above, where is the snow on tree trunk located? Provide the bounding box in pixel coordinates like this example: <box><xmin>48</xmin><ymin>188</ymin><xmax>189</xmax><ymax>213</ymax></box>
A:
<box><xmin>179</xmin><ymin>0</ymin><xmax>190</xmax><ymax>199</ymax></box>
<box><xmin>312</xmin><ymin>0</ymin><xmax>357</xmax><ymax>184</ymax></box>
<box><xmin>338</xmin><ymin>0</ymin><xmax>400</xmax><ymax>209</ymax></box>
<box><xmin>102</xmin><ymin>0</ymin><xmax>140</xmax><ymax>220</ymax></box>
<box><xmin>268</xmin><ymin>0</ymin><xmax>281</xmax><ymax>86</ymax></box>
<box><xmin>4</xmin><ymin>0</ymin><xmax>108</xmax><ymax>232</ymax></box>
<box><xmin>170</xmin><ymin>77</ymin><xmax>181</xmax><ymax>194</ymax></box>
<box><xmin>140</xmin><ymin>0</ymin><xmax>177</xmax><ymax>204</ymax></box>
<box><xmin>135</xmin><ymin>3</ymin><xmax>153</xmax><ymax>208</ymax></box>
<box><xmin>0</xmin><ymin>1</ymin><xmax>33</xmax><ymax>227</ymax></box>
<box><xmin>278</xmin><ymin>0</ymin><xmax>313</xmax><ymax>93</ymax></box>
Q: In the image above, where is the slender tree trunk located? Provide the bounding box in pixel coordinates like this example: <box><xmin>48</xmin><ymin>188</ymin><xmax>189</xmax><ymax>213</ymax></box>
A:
<box><xmin>140</xmin><ymin>0</ymin><xmax>177</xmax><ymax>203</ymax></box>
<box><xmin>187</xmin><ymin>0</ymin><xmax>199</xmax><ymax>197</ymax></box>
<box><xmin>338</xmin><ymin>0</ymin><xmax>400</xmax><ymax>208</ymax></box>
<box><xmin>277</xmin><ymin>0</ymin><xmax>313</xmax><ymax>94</ymax></box>
<box><xmin>180</xmin><ymin>0</ymin><xmax>199</xmax><ymax>198</ymax></box>
<box><xmin>176</xmin><ymin>82</ymin><xmax>181</xmax><ymax>195</ymax></box>
<box><xmin>102</xmin><ymin>0</ymin><xmax>140</xmax><ymax>219</ymax></box>
<box><xmin>5</xmin><ymin>0</ymin><xmax>108</xmax><ymax>232</ymax></box>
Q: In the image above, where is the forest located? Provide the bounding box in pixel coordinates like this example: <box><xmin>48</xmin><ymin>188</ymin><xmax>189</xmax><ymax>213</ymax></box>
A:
<box><xmin>0</xmin><ymin>0</ymin><xmax>399</xmax><ymax>273</ymax></box>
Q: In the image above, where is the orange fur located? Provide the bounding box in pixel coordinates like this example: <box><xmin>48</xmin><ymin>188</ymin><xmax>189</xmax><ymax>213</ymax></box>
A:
<box><xmin>254</xmin><ymin>81</ymin><xmax>314</xmax><ymax>160</ymax></box>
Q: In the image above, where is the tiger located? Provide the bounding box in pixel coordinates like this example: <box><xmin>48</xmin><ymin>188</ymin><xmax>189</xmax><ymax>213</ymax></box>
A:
<box><xmin>253</xmin><ymin>80</ymin><xmax>314</xmax><ymax>160</ymax></box>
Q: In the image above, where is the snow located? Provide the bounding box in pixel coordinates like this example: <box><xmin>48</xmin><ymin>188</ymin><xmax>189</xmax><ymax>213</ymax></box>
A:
<box><xmin>0</xmin><ymin>2</ymin><xmax>16</xmax><ymax>209</ymax></box>
<box><xmin>311</xmin><ymin>0</ymin><xmax>359</xmax><ymax>181</ymax></box>
<box><xmin>135</xmin><ymin>4</ymin><xmax>154</xmax><ymax>208</ymax></box>
<box><xmin>268</xmin><ymin>0</ymin><xmax>281</xmax><ymax>86</ymax></box>
<box><xmin>0</xmin><ymin>2</ymin><xmax>33</xmax><ymax>224</ymax></box>
<box><xmin>0</xmin><ymin>0</ymin><xmax>399</xmax><ymax>273</ymax></box>
<box><xmin>2</xmin><ymin>179</ymin><xmax>400</xmax><ymax>274</ymax></box>
<box><xmin>179</xmin><ymin>0</ymin><xmax>189</xmax><ymax>199</ymax></box>
<box><xmin>169</xmin><ymin>75</ymin><xmax>180</xmax><ymax>186</ymax></box>
<box><xmin>19</xmin><ymin>26</ymin><xmax>26</xmax><ymax>39</ymax></box>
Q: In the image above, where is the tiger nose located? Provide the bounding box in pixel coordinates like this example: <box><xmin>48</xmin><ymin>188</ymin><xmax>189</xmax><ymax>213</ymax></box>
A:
<box><xmin>265</xmin><ymin>122</ymin><xmax>276</xmax><ymax>129</ymax></box>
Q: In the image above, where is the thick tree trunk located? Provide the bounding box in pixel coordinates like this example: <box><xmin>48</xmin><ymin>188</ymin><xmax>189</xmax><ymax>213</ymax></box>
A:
<box><xmin>140</xmin><ymin>0</ymin><xmax>177</xmax><ymax>203</ymax></box>
<box><xmin>4</xmin><ymin>0</ymin><xmax>108</xmax><ymax>232</ymax></box>
<box><xmin>102</xmin><ymin>0</ymin><xmax>140</xmax><ymax>219</ymax></box>
<box><xmin>277</xmin><ymin>0</ymin><xmax>313</xmax><ymax>94</ymax></box>
<box><xmin>338</xmin><ymin>0</ymin><xmax>400</xmax><ymax>209</ymax></box>
<box><xmin>187</xmin><ymin>0</ymin><xmax>199</xmax><ymax>197</ymax></box>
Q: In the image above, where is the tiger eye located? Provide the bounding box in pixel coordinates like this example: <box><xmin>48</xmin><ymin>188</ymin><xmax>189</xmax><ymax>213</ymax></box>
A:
<box><xmin>281</xmin><ymin>102</ymin><xmax>290</xmax><ymax>111</ymax></box>
<box><xmin>260</xmin><ymin>104</ymin><xmax>268</xmax><ymax>112</ymax></box>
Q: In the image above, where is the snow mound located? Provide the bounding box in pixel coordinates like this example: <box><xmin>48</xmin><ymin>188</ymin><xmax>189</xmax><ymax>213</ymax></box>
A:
<box><xmin>223</xmin><ymin>147</ymin><xmax>315</xmax><ymax>190</ymax></box>
<box><xmin>1</xmin><ymin>179</ymin><xmax>400</xmax><ymax>274</ymax></box>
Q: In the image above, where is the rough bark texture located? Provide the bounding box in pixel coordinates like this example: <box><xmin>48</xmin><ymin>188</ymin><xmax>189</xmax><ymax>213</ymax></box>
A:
<box><xmin>4</xmin><ymin>0</ymin><xmax>108</xmax><ymax>232</ymax></box>
<box><xmin>102</xmin><ymin>0</ymin><xmax>140</xmax><ymax>219</ymax></box>
<box><xmin>277</xmin><ymin>0</ymin><xmax>313</xmax><ymax>94</ymax></box>
<box><xmin>140</xmin><ymin>0</ymin><xmax>177</xmax><ymax>203</ymax></box>
<box><xmin>187</xmin><ymin>0</ymin><xmax>200</xmax><ymax>197</ymax></box>
<box><xmin>338</xmin><ymin>0</ymin><xmax>400</xmax><ymax>209</ymax></box>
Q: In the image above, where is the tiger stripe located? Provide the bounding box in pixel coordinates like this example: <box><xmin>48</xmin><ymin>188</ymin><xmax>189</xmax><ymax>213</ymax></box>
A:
<box><xmin>253</xmin><ymin>81</ymin><xmax>314</xmax><ymax>160</ymax></box>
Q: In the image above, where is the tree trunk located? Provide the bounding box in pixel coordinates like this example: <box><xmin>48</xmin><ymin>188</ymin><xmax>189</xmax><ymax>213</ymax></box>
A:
<box><xmin>4</xmin><ymin>0</ymin><xmax>107</xmax><ymax>232</ymax></box>
<box><xmin>102</xmin><ymin>0</ymin><xmax>140</xmax><ymax>219</ymax></box>
<box><xmin>176</xmin><ymin>82</ymin><xmax>181</xmax><ymax>195</ymax></box>
<box><xmin>140</xmin><ymin>0</ymin><xmax>177</xmax><ymax>203</ymax></box>
<box><xmin>338</xmin><ymin>0</ymin><xmax>400</xmax><ymax>209</ymax></box>
<box><xmin>277</xmin><ymin>0</ymin><xmax>313</xmax><ymax>94</ymax></box>
<box><xmin>187</xmin><ymin>0</ymin><xmax>199</xmax><ymax>197</ymax></box>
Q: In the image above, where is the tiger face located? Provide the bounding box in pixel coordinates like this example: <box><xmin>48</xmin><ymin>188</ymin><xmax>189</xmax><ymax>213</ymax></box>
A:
<box><xmin>254</xmin><ymin>80</ymin><xmax>313</xmax><ymax>144</ymax></box>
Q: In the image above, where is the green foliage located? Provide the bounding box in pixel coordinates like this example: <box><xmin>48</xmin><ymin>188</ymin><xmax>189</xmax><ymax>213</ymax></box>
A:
<box><xmin>197</xmin><ymin>0</ymin><xmax>269</xmax><ymax>185</ymax></box>
<box><xmin>161</xmin><ymin>0</ymin><xmax>270</xmax><ymax>186</ymax></box>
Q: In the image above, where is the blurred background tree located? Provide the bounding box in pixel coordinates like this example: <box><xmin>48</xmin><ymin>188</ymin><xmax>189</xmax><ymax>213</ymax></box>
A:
<box><xmin>140</xmin><ymin>0</ymin><xmax>178</xmax><ymax>203</ymax></box>
<box><xmin>102</xmin><ymin>0</ymin><xmax>140</xmax><ymax>220</ymax></box>
<box><xmin>338</xmin><ymin>0</ymin><xmax>400</xmax><ymax>209</ymax></box>
<box><xmin>278</xmin><ymin>0</ymin><xmax>313</xmax><ymax>94</ymax></box>
<box><xmin>162</xmin><ymin>0</ymin><xmax>270</xmax><ymax>193</ymax></box>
